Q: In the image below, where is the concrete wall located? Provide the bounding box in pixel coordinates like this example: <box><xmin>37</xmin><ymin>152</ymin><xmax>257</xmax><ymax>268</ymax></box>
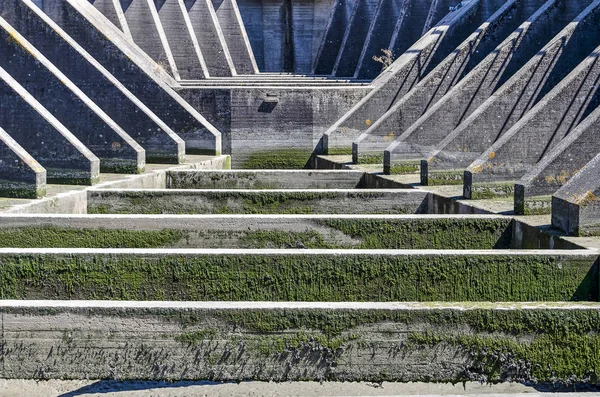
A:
<box><xmin>0</xmin><ymin>129</ymin><xmax>46</xmax><ymax>199</ymax></box>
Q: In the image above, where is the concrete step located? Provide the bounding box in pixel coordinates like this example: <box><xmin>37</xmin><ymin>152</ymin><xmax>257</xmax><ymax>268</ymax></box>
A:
<box><xmin>86</xmin><ymin>188</ymin><xmax>429</xmax><ymax>214</ymax></box>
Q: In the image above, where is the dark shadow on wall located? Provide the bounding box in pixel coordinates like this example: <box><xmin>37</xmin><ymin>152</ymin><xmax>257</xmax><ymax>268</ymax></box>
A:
<box><xmin>571</xmin><ymin>257</ymin><xmax>599</xmax><ymax>302</ymax></box>
<box><xmin>58</xmin><ymin>380</ymin><xmax>236</xmax><ymax>397</ymax></box>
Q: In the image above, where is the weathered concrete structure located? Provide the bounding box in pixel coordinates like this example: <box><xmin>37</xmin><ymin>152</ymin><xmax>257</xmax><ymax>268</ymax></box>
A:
<box><xmin>3</xmin><ymin>0</ymin><xmax>600</xmax><ymax>388</ymax></box>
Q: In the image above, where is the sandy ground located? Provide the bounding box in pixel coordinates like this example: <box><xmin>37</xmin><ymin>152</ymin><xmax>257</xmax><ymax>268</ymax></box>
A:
<box><xmin>0</xmin><ymin>380</ymin><xmax>598</xmax><ymax>397</ymax></box>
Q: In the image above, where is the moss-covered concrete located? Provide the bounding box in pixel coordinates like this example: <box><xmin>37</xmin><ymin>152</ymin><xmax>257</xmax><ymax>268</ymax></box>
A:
<box><xmin>0</xmin><ymin>252</ymin><xmax>595</xmax><ymax>301</ymax></box>
<box><xmin>240</xmin><ymin>149</ymin><xmax>313</xmax><ymax>169</ymax></box>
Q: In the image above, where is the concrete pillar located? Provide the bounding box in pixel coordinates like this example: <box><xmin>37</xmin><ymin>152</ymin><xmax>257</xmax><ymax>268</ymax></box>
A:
<box><xmin>313</xmin><ymin>0</ymin><xmax>357</xmax><ymax>75</ymax></box>
<box><xmin>465</xmin><ymin>43</ymin><xmax>600</xmax><ymax>198</ymax></box>
<box><xmin>0</xmin><ymin>128</ymin><xmax>46</xmax><ymax>199</ymax></box>
<box><xmin>42</xmin><ymin>0</ymin><xmax>222</xmax><ymax>155</ymax></box>
<box><xmin>185</xmin><ymin>0</ymin><xmax>237</xmax><ymax>77</ymax></box>
<box><xmin>0</xmin><ymin>66</ymin><xmax>99</xmax><ymax>185</ymax></box>
<box><xmin>154</xmin><ymin>0</ymin><xmax>208</xmax><ymax>80</ymax></box>
<box><xmin>515</xmin><ymin>105</ymin><xmax>600</xmax><ymax>214</ymax></box>
<box><xmin>322</xmin><ymin>0</ymin><xmax>484</xmax><ymax>154</ymax></box>
<box><xmin>552</xmin><ymin>153</ymin><xmax>600</xmax><ymax>236</ymax></box>
<box><xmin>353</xmin><ymin>0</ymin><xmax>527</xmax><ymax>164</ymax></box>
<box><xmin>0</xmin><ymin>0</ymin><xmax>186</xmax><ymax>164</ymax></box>
<box><xmin>384</xmin><ymin>0</ymin><xmax>590</xmax><ymax>174</ymax></box>
<box><xmin>212</xmin><ymin>0</ymin><xmax>259</xmax><ymax>74</ymax></box>
<box><xmin>0</xmin><ymin>17</ymin><xmax>145</xmax><ymax>174</ymax></box>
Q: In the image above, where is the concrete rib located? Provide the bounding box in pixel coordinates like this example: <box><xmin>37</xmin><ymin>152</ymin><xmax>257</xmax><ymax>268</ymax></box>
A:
<box><xmin>0</xmin><ymin>128</ymin><xmax>46</xmax><ymax>199</ymax></box>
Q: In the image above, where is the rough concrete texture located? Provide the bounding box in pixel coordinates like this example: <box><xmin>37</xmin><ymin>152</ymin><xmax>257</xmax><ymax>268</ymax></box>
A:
<box><xmin>2</xmin><ymin>302</ymin><xmax>600</xmax><ymax>382</ymax></box>
<box><xmin>0</xmin><ymin>17</ymin><xmax>145</xmax><ymax>174</ymax></box>
<box><xmin>166</xmin><ymin>169</ymin><xmax>367</xmax><ymax>189</ymax></box>
<box><xmin>424</xmin><ymin>0</ymin><xmax>600</xmax><ymax>178</ymax></box>
<box><xmin>515</xmin><ymin>104</ymin><xmax>600</xmax><ymax>214</ymax></box>
<box><xmin>385</xmin><ymin>0</ymin><xmax>591</xmax><ymax>171</ymax></box>
<box><xmin>42</xmin><ymin>0</ymin><xmax>222</xmax><ymax>155</ymax></box>
<box><xmin>552</xmin><ymin>153</ymin><xmax>600</xmax><ymax>236</ymax></box>
<box><xmin>0</xmin><ymin>128</ymin><xmax>46</xmax><ymax>199</ymax></box>
<box><xmin>323</xmin><ymin>0</ymin><xmax>499</xmax><ymax>153</ymax></box>
<box><xmin>353</xmin><ymin>0</ymin><xmax>530</xmax><ymax>163</ymax></box>
<box><xmin>0</xmin><ymin>0</ymin><xmax>186</xmax><ymax>164</ymax></box>
<box><xmin>86</xmin><ymin>188</ymin><xmax>429</xmax><ymax>214</ymax></box>
<box><xmin>465</xmin><ymin>43</ymin><xmax>600</xmax><ymax>197</ymax></box>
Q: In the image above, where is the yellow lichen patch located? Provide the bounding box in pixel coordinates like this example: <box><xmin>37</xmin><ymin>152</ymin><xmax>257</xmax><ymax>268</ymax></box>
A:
<box><xmin>365</xmin><ymin>119</ymin><xmax>372</xmax><ymax>126</ymax></box>
<box><xmin>383</xmin><ymin>132</ymin><xmax>395</xmax><ymax>142</ymax></box>
<box><xmin>578</xmin><ymin>190</ymin><xmax>598</xmax><ymax>206</ymax></box>
<box><xmin>556</xmin><ymin>170</ymin><xmax>571</xmax><ymax>184</ymax></box>
<box><xmin>471</xmin><ymin>164</ymin><xmax>483</xmax><ymax>173</ymax></box>
<box><xmin>488</xmin><ymin>151</ymin><xmax>496</xmax><ymax>160</ymax></box>
<box><xmin>545</xmin><ymin>175</ymin><xmax>556</xmax><ymax>184</ymax></box>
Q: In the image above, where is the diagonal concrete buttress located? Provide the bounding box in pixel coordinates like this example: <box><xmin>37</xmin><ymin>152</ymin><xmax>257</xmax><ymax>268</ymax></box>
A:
<box><xmin>0</xmin><ymin>0</ymin><xmax>186</xmax><ymax>164</ymax></box>
<box><xmin>353</xmin><ymin>0</ymin><xmax>533</xmax><ymax>164</ymax></box>
<box><xmin>38</xmin><ymin>0</ymin><xmax>222</xmax><ymax>155</ymax></box>
<box><xmin>0</xmin><ymin>67</ymin><xmax>100</xmax><ymax>185</ymax></box>
<box><xmin>0</xmin><ymin>128</ymin><xmax>46</xmax><ymax>199</ymax></box>
<box><xmin>0</xmin><ymin>16</ymin><xmax>146</xmax><ymax>174</ymax></box>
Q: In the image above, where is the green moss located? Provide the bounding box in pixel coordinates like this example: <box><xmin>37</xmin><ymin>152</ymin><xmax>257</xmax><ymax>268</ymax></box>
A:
<box><xmin>175</xmin><ymin>329</ymin><xmax>218</xmax><ymax>345</ymax></box>
<box><xmin>523</xmin><ymin>196</ymin><xmax>553</xmax><ymax>216</ymax></box>
<box><xmin>239</xmin><ymin>230</ymin><xmax>336</xmax><ymax>248</ymax></box>
<box><xmin>0</xmin><ymin>252</ymin><xmax>595</xmax><ymax>302</ymax></box>
<box><xmin>241</xmin><ymin>149</ymin><xmax>313</xmax><ymax>169</ymax></box>
<box><xmin>388</xmin><ymin>161</ymin><xmax>420</xmax><ymax>174</ymax></box>
<box><xmin>327</xmin><ymin>147</ymin><xmax>353</xmax><ymax>156</ymax></box>
<box><xmin>471</xmin><ymin>182</ymin><xmax>515</xmax><ymax>199</ymax></box>
<box><xmin>47</xmin><ymin>176</ymin><xmax>100</xmax><ymax>186</ymax></box>
<box><xmin>224</xmin><ymin>156</ymin><xmax>231</xmax><ymax>170</ymax></box>
<box><xmin>0</xmin><ymin>226</ymin><xmax>186</xmax><ymax>248</ymax></box>
<box><xmin>186</xmin><ymin>148</ymin><xmax>219</xmax><ymax>156</ymax></box>
<box><xmin>357</xmin><ymin>153</ymin><xmax>384</xmax><ymax>164</ymax></box>
<box><xmin>0</xmin><ymin>186</ymin><xmax>44</xmax><ymax>199</ymax></box>
<box><xmin>427</xmin><ymin>171</ymin><xmax>463</xmax><ymax>186</ymax></box>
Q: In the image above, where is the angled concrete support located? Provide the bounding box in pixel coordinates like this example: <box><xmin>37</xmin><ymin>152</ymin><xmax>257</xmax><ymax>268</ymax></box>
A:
<box><xmin>424</xmin><ymin>0</ymin><xmax>600</xmax><ymax>184</ymax></box>
<box><xmin>185</xmin><ymin>0</ymin><xmax>237</xmax><ymax>77</ymax></box>
<box><xmin>332</xmin><ymin>0</ymin><xmax>381</xmax><ymax>77</ymax></box>
<box><xmin>155</xmin><ymin>0</ymin><xmax>208</xmax><ymax>79</ymax></box>
<box><xmin>323</xmin><ymin>0</ymin><xmax>489</xmax><ymax>154</ymax></box>
<box><xmin>0</xmin><ymin>67</ymin><xmax>99</xmax><ymax>185</ymax></box>
<box><xmin>0</xmin><ymin>17</ymin><xmax>145</xmax><ymax>174</ymax></box>
<box><xmin>353</xmin><ymin>0</ymin><xmax>528</xmax><ymax>164</ymax></box>
<box><xmin>0</xmin><ymin>0</ymin><xmax>185</xmax><ymax>163</ymax></box>
<box><xmin>41</xmin><ymin>0</ymin><xmax>222</xmax><ymax>155</ymax></box>
<box><xmin>552</xmin><ymin>154</ymin><xmax>600</xmax><ymax>236</ymax></box>
<box><xmin>384</xmin><ymin>0</ymin><xmax>585</xmax><ymax>173</ymax></box>
<box><xmin>313</xmin><ymin>0</ymin><xmax>358</xmax><ymax>75</ymax></box>
<box><xmin>0</xmin><ymin>129</ymin><xmax>46</xmax><ymax>198</ymax></box>
<box><xmin>465</xmin><ymin>43</ymin><xmax>600</xmax><ymax>198</ymax></box>
<box><xmin>88</xmin><ymin>0</ymin><xmax>123</xmax><ymax>30</ymax></box>
<box><xmin>212</xmin><ymin>0</ymin><xmax>258</xmax><ymax>74</ymax></box>
<box><xmin>515</xmin><ymin>105</ymin><xmax>600</xmax><ymax>214</ymax></box>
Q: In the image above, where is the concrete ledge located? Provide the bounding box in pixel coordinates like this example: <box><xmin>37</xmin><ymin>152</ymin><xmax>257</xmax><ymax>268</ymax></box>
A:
<box><xmin>87</xmin><ymin>188</ymin><xmax>430</xmax><ymax>214</ymax></box>
<box><xmin>2</xmin><ymin>301</ymin><xmax>600</xmax><ymax>381</ymax></box>
<box><xmin>0</xmin><ymin>128</ymin><xmax>46</xmax><ymax>199</ymax></box>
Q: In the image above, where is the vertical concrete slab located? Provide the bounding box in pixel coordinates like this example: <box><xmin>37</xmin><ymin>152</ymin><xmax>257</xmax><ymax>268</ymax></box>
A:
<box><xmin>332</xmin><ymin>0</ymin><xmax>381</xmax><ymax>77</ymax></box>
<box><xmin>41</xmin><ymin>0</ymin><xmax>222</xmax><ymax>155</ymax></box>
<box><xmin>515</xmin><ymin>105</ymin><xmax>600</xmax><ymax>214</ymax></box>
<box><xmin>0</xmin><ymin>67</ymin><xmax>99</xmax><ymax>185</ymax></box>
<box><xmin>465</xmin><ymin>45</ymin><xmax>600</xmax><ymax>195</ymax></box>
<box><xmin>0</xmin><ymin>0</ymin><xmax>185</xmax><ymax>164</ymax></box>
<box><xmin>313</xmin><ymin>0</ymin><xmax>357</xmax><ymax>75</ymax></box>
<box><xmin>236</xmin><ymin>0</ymin><xmax>265</xmax><ymax>70</ymax></box>
<box><xmin>423</xmin><ymin>0</ymin><xmax>600</xmax><ymax>184</ymax></box>
<box><xmin>384</xmin><ymin>0</ymin><xmax>589</xmax><ymax>172</ymax></box>
<box><xmin>185</xmin><ymin>0</ymin><xmax>236</xmax><ymax>77</ymax></box>
<box><xmin>0</xmin><ymin>17</ymin><xmax>145</xmax><ymax>174</ymax></box>
<box><xmin>212</xmin><ymin>0</ymin><xmax>259</xmax><ymax>74</ymax></box>
<box><xmin>0</xmin><ymin>129</ymin><xmax>46</xmax><ymax>199</ymax></box>
<box><xmin>353</xmin><ymin>0</ymin><xmax>528</xmax><ymax>163</ymax></box>
<box><xmin>155</xmin><ymin>0</ymin><xmax>208</xmax><ymax>80</ymax></box>
<box><xmin>322</xmin><ymin>0</ymin><xmax>484</xmax><ymax>153</ymax></box>
<box><xmin>552</xmin><ymin>154</ymin><xmax>600</xmax><ymax>236</ymax></box>
<box><xmin>289</xmin><ymin>0</ymin><xmax>316</xmax><ymax>74</ymax></box>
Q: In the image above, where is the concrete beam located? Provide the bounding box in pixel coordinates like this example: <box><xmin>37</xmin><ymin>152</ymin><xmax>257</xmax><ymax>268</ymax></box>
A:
<box><xmin>0</xmin><ymin>128</ymin><xmax>46</xmax><ymax>199</ymax></box>
<box><xmin>0</xmin><ymin>66</ymin><xmax>100</xmax><ymax>185</ymax></box>
<box><xmin>465</xmin><ymin>44</ymin><xmax>600</xmax><ymax>198</ymax></box>
<box><xmin>185</xmin><ymin>0</ymin><xmax>237</xmax><ymax>77</ymax></box>
<box><xmin>552</xmin><ymin>153</ymin><xmax>600</xmax><ymax>236</ymax></box>
<box><xmin>515</xmin><ymin>105</ymin><xmax>600</xmax><ymax>214</ymax></box>
<box><xmin>87</xmin><ymin>188</ymin><xmax>429</xmax><ymax>214</ymax></box>
<box><xmin>0</xmin><ymin>17</ymin><xmax>145</xmax><ymax>174</ymax></box>
<box><xmin>154</xmin><ymin>0</ymin><xmax>208</xmax><ymax>80</ymax></box>
<box><xmin>211</xmin><ymin>0</ymin><xmax>259</xmax><ymax>74</ymax></box>
<box><xmin>313</xmin><ymin>0</ymin><xmax>358</xmax><ymax>75</ymax></box>
<box><xmin>41</xmin><ymin>0</ymin><xmax>222</xmax><ymax>155</ymax></box>
<box><xmin>0</xmin><ymin>0</ymin><xmax>185</xmax><ymax>164</ymax></box>
<box><xmin>322</xmin><ymin>0</ymin><xmax>489</xmax><ymax>154</ymax></box>
<box><xmin>88</xmin><ymin>0</ymin><xmax>124</xmax><ymax>31</ymax></box>
<box><xmin>1</xmin><ymin>301</ymin><xmax>600</xmax><ymax>381</ymax></box>
<box><xmin>424</xmin><ymin>0</ymin><xmax>600</xmax><ymax>183</ymax></box>
<box><xmin>353</xmin><ymin>0</ymin><xmax>527</xmax><ymax>164</ymax></box>
<box><xmin>332</xmin><ymin>0</ymin><xmax>382</xmax><ymax>77</ymax></box>
<box><xmin>384</xmin><ymin>0</ymin><xmax>587</xmax><ymax>173</ymax></box>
